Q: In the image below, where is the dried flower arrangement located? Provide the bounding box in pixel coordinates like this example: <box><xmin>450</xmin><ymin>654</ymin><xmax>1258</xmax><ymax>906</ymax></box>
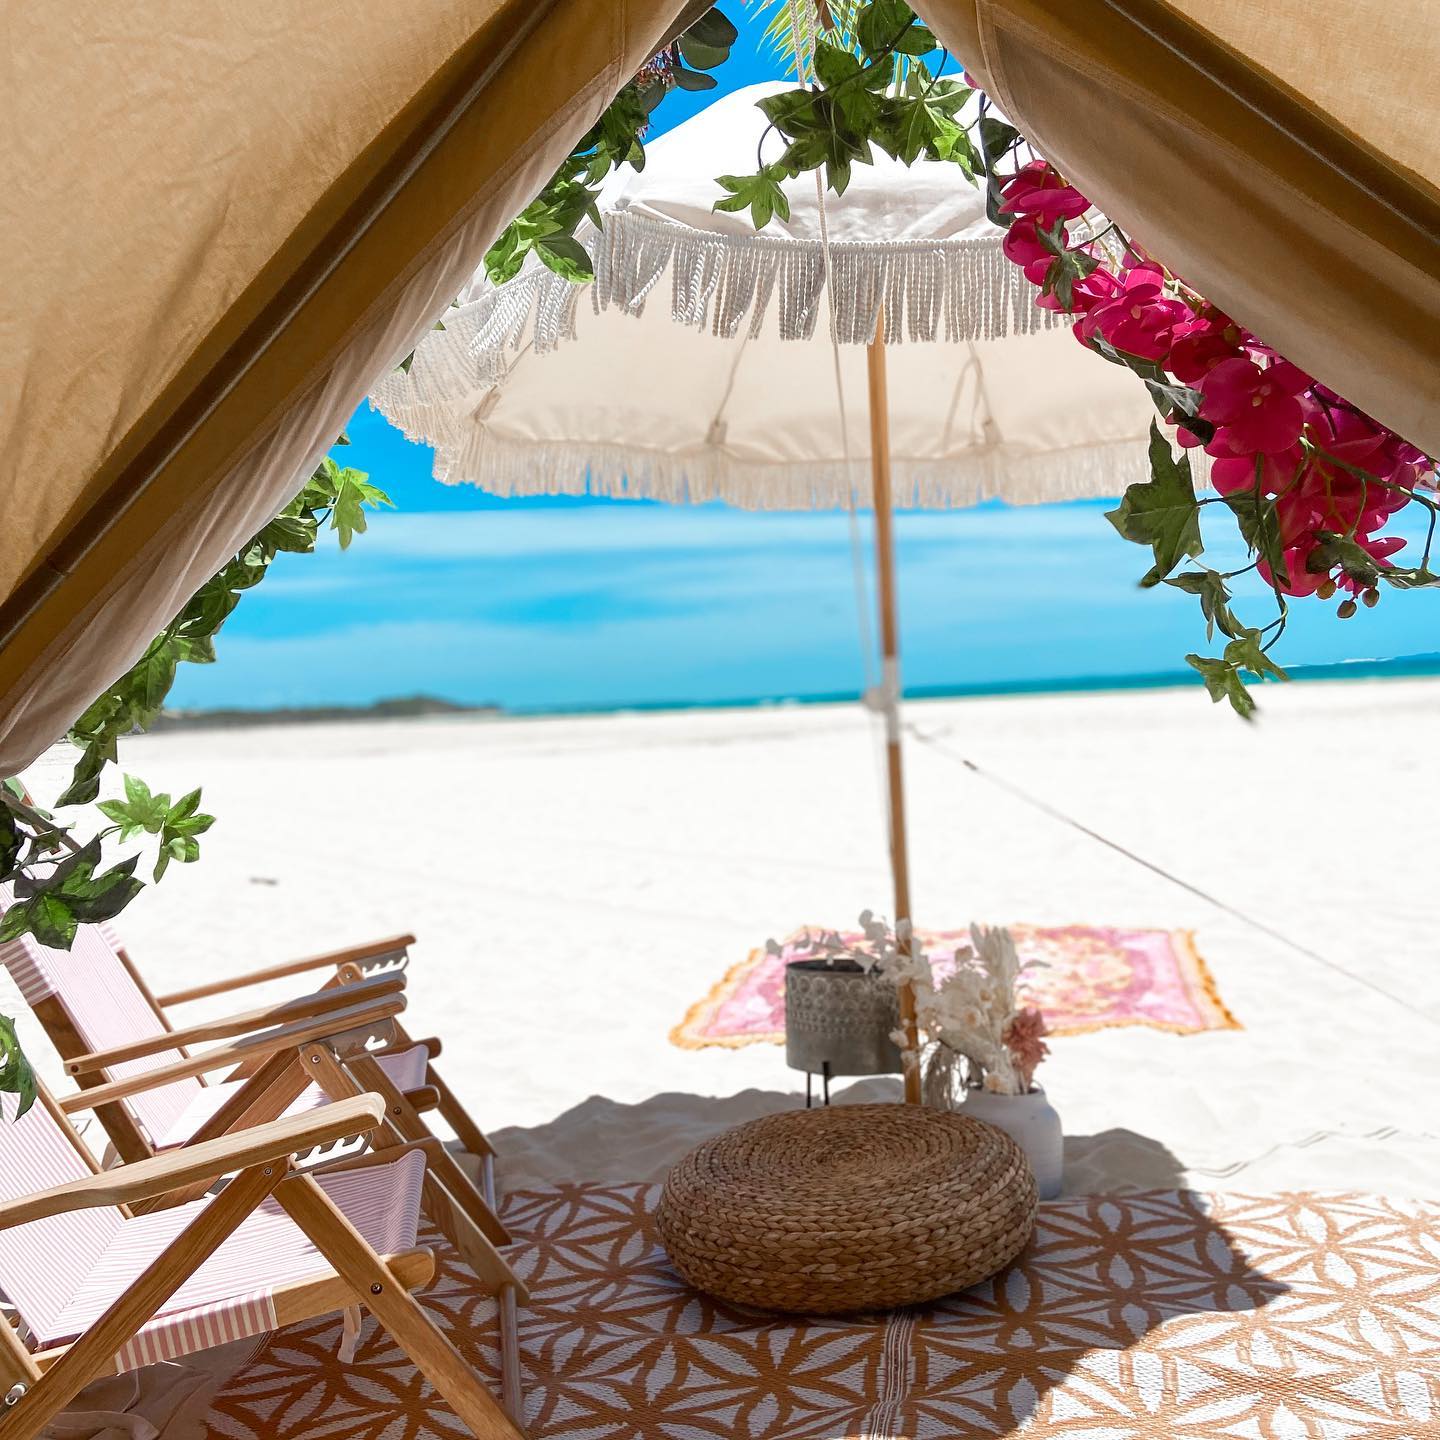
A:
<box><xmin>919</xmin><ymin>924</ymin><xmax>1051</xmax><ymax>1101</ymax></box>
<box><xmin>776</xmin><ymin>914</ymin><xmax>1051</xmax><ymax>1099</ymax></box>
<box><xmin>768</xmin><ymin>910</ymin><xmax>911</xmax><ymax>975</ymax></box>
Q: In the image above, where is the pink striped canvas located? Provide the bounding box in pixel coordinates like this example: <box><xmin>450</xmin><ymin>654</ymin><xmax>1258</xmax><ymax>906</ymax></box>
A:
<box><xmin>152</xmin><ymin>1043</ymin><xmax>431</xmax><ymax>1151</ymax></box>
<box><xmin>0</xmin><ymin>888</ymin><xmax>199</xmax><ymax>1146</ymax></box>
<box><xmin>0</xmin><ymin>1092</ymin><xmax>426</xmax><ymax>1370</ymax></box>
<box><xmin>0</xmin><ymin>890</ymin><xmax>428</xmax><ymax>1152</ymax></box>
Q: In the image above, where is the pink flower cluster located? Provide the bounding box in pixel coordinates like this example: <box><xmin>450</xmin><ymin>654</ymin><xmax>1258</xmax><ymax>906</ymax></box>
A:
<box><xmin>998</xmin><ymin>160</ymin><xmax>1433</xmax><ymax>608</ymax></box>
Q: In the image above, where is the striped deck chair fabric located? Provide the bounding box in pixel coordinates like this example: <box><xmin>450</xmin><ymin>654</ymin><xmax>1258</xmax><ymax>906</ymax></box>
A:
<box><xmin>0</xmin><ymin>891</ymin><xmax>427</xmax><ymax>1151</ymax></box>
<box><xmin>0</xmin><ymin>1093</ymin><xmax>426</xmax><ymax>1371</ymax></box>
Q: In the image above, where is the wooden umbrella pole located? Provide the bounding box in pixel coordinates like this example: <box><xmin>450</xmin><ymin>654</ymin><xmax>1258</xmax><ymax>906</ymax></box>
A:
<box><xmin>866</xmin><ymin>310</ymin><xmax>922</xmax><ymax>1105</ymax></box>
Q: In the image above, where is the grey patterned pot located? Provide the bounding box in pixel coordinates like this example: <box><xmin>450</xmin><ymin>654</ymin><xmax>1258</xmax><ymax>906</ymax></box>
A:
<box><xmin>784</xmin><ymin>959</ymin><xmax>903</xmax><ymax>1077</ymax></box>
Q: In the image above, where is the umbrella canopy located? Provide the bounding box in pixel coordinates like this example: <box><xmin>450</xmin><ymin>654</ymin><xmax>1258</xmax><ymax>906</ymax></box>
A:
<box><xmin>374</xmin><ymin>83</ymin><xmax>1156</xmax><ymax>508</ymax></box>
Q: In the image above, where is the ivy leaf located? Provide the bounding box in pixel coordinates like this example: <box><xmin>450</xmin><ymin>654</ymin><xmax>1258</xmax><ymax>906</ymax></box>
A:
<box><xmin>21</xmin><ymin>894</ymin><xmax>79</xmax><ymax>949</ymax></box>
<box><xmin>154</xmin><ymin>833</ymin><xmax>201</xmax><ymax>881</ymax></box>
<box><xmin>1224</xmin><ymin>629</ymin><xmax>1288</xmax><ymax>683</ymax></box>
<box><xmin>1105</xmin><ymin>423</ymin><xmax>1203</xmax><ymax>586</ymax></box>
<box><xmin>256</xmin><ymin>514</ymin><xmax>316</xmax><ymax>555</ymax></box>
<box><xmin>98</xmin><ymin>775</ymin><xmax>171</xmax><ymax>839</ymax></box>
<box><xmin>329</xmin><ymin>467</ymin><xmax>394</xmax><ymax>550</ymax></box>
<box><xmin>878</xmin><ymin>93</ymin><xmax>952</xmax><ymax>166</ymax></box>
<box><xmin>857</xmin><ymin>0</ymin><xmax>924</xmax><ymax>57</ymax></box>
<box><xmin>1224</xmin><ymin>474</ymin><xmax>1290</xmax><ymax>589</ymax></box>
<box><xmin>484</xmin><ymin>225</ymin><xmax>528</xmax><ymax>285</ymax></box>
<box><xmin>1035</xmin><ymin>219</ymin><xmax>1100</xmax><ymax>309</ymax></box>
<box><xmin>534</xmin><ymin>235</ymin><xmax>595</xmax><ymax>284</ymax></box>
<box><xmin>135</xmin><ymin>644</ymin><xmax>179</xmax><ymax>717</ymax></box>
<box><xmin>813</xmin><ymin>42</ymin><xmax>882</xmax><ymax>132</ymax></box>
<box><xmin>812</xmin><ymin>42</ymin><xmax>862</xmax><ymax>91</ymax></box>
<box><xmin>978</xmin><ymin>116</ymin><xmax>1020</xmax><ymax>226</ymax></box>
<box><xmin>0</xmin><ymin>803</ymin><xmax>20</xmax><ymax>875</ymax></box>
<box><xmin>1164</xmin><ymin>569</ymin><xmax>1241</xmax><ymax>642</ymax></box>
<box><xmin>62</xmin><ymin>855</ymin><xmax>145</xmax><ymax>924</ymax></box>
<box><xmin>55</xmin><ymin>740</ymin><xmax>114</xmax><ymax>808</ymax></box>
<box><xmin>714</xmin><ymin>169</ymin><xmax>791</xmax><ymax>230</ymax></box>
<box><xmin>1187</xmin><ymin>654</ymin><xmax>1257</xmax><ymax>720</ymax></box>
<box><xmin>0</xmin><ymin>1016</ymin><xmax>36</xmax><ymax>1119</ymax></box>
<box><xmin>1186</xmin><ymin>629</ymin><xmax>1286</xmax><ymax>721</ymax></box>
<box><xmin>0</xmin><ymin>903</ymin><xmax>34</xmax><ymax>944</ymax></box>
<box><xmin>758</xmin><ymin>89</ymin><xmax>825</xmax><ymax>137</ymax></box>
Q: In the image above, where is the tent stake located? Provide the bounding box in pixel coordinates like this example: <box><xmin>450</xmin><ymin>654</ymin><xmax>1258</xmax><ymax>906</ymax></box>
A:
<box><xmin>866</xmin><ymin>310</ymin><xmax>921</xmax><ymax>1105</ymax></box>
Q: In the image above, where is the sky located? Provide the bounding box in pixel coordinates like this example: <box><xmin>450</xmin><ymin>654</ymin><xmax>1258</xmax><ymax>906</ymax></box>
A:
<box><xmin>167</xmin><ymin>8</ymin><xmax>1440</xmax><ymax>715</ymax></box>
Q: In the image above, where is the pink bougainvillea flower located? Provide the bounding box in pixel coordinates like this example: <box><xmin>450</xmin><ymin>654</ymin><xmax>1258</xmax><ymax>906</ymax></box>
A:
<box><xmin>1040</xmin><ymin>267</ymin><xmax>1116</xmax><ymax>315</ymax></box>
<box><xmin>1298</xmin><ymin>464</ymin><xmax>1402</xmax><ymax>536</ymax></box>
<box><xmin>1382</xmin><ymin>435</ymin><xmax>1429</xmax><ymax>472</ymax></box>
<box><xmin>999</xmin><ymin>159</ymin><xmax>1090</xmax><ymax>224</ymax></box>
<box><xmin>1304</xmin><ymin>403</ymin><xmax>1390</xmax><ymax>472</ymax></box>
<box><xmin>1169</xmin><ymin>314</ymin><xmax>1244</xmax><ymax>384</ymax></box>
<box><xmin>1076</xmin><ymin>269</ymin><xmax>1189</xmax><ymax>360</ymax></box>
<box><xmin>1199</xmin><ymin>357</ymin><xmax>1310</xmax><ymax>455</ymax></box>
<box><xmin>1210</xmin><ymin>446</ymin><xmax>1302</xmax><ymax>497</ymax></box>
<box><xmin>1258</xmin><ymin>547</ymin><xmax>1326</xmax><ymax>598</ymax></box>
<box><xmin>1000</xmin><ymin>215</ymin><xmax>1058</xmax><ymax>286</ymax></box>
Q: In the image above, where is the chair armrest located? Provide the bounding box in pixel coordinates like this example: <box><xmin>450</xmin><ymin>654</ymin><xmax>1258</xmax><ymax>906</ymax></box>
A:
<box><xmin>58</xmin><ymin>993</ymin><xmax>407</xmax><ymax>1115</ymax></box>
<box><xmin>66</xmin><ymin>972</ymin><xmax>408</xmax><ymax>1077</ymax></box>
<box><xmin>0</xmin><ymin>1094</ymin><xmax>387</xmax><ymax>1228</ymax></box>
<box><xmin>156</xmin><ymin>934</ymin><xmax>416</xmax><ymax>1007</ymax></box>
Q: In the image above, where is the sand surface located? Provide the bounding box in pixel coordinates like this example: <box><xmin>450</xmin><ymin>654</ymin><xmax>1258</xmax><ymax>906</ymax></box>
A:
<box><xmin>16</xmin><ymin>676</ymin><xmax>1437</xmax><ymax>1201</ymax></box>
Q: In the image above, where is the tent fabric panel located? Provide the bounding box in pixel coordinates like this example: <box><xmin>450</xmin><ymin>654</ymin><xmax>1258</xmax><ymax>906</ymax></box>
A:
<box><xmin>1169</xmin><ymin>0</ymin><xmax>1439</xmax><ymax>197</ymax></box>
<box><xmin>0</xmin><ymin>0</ymin><xmax>683</xmax><ymax>773</ymax></box>
<box><xmin>0</xmin><ymin>1</ymin><xmax>493</xmax><ymax>601</ymax></box>
<box><xmin>917</xmin><ymin>0</ymin><xmax>1440</xmax><ymax>457</ymax></box>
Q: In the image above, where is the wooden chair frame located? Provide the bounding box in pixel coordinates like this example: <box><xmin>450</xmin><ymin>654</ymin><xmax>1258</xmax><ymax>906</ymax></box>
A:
<box><xmin>35</xmin><ymin>966</ymin><xmax>508</xmax><ymax>1248</ymax></box>
<box><xmin>0</xmin><ymin>1089</ymin><xmax>527</xmax><ymax>1440</ymax></box>
<box><xmin>42</xmin><ymin>992</ymin><xmax>528</xmax><ymax>1418</ymax></box>
<box><xmin>96</xmin><ymin>931</ymin><xmax>500</xmax><ymax>1208</ymax></box>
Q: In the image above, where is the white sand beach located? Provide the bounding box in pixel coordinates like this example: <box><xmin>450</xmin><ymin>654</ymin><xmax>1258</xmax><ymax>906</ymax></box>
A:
<box><xmin>17</xmin><ymin>675</ymin><xmax>1438</xmax><ymax>1200</ymax></box>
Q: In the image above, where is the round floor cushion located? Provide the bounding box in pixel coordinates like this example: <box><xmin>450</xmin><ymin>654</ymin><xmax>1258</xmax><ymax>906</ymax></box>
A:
<box><xmin>656</xmin><ymin>1103</ymin><xmax>1038</xmax><ymax>1314</ymax></box>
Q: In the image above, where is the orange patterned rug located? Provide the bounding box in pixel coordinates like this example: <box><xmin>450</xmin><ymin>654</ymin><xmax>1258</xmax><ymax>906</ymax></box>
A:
<box><xmin>202</xmin><ymin>1184</ymin><xmax>1440</xmax><ymax>1438</ymax></box>
<box><xmin>672</xmin><ymin>924</ymin><xmax>1239</xmax><ymax>1050</ymax></box>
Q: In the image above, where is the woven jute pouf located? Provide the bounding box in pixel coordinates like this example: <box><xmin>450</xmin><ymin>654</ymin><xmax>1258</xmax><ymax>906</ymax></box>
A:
<box><xmin>656</xmin><ymin>1103</ymin><xmax>1038</xmax><ymax>1314</ymax></box>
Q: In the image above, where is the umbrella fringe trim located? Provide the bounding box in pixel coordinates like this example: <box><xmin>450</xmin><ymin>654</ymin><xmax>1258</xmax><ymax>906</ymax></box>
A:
<box><xmin>588</xmin><ymin>211</ymin><xmax>1058</xmax><ymax>347</ymax></box>
<box><xmin>375</xmin><ymin>213</ymin><xmax>1057</xmax><ymax>412</ymax></box>
<box><xmin>394</xmin><ymin>427</ymin><xmax>1187</xmax><ymax>511</ymax></box>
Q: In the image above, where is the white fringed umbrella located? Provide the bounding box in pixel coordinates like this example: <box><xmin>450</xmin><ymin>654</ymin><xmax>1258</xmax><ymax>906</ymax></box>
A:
<box><xmin>373</xmin><ymin>82</ymin><xmax>1155</xmax><ymax>1100</ymax></box>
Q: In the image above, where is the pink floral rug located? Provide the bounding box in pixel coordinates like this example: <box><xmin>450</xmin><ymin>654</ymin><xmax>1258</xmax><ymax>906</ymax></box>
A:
<box><xmin>671</xmin><ymin>925</ymin><xmax>1239</xmax><ymax>1049</ymax></box>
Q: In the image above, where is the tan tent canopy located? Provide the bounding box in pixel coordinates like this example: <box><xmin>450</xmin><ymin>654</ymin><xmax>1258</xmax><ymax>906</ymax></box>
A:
<box><xmin>0</xmin><ymin>0</ymin><xmax>691</xmax><ymax>774</ymax></box>
<box><xmin>3</xmin><ymin>0</ymin><xmax>1437</xmax><ymax>774</ymax></box>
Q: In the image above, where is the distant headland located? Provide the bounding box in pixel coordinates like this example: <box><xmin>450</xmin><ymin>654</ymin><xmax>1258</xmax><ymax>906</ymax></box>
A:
<box><xmin>151</xmin><ymin>695</ymin><xmax>501</xmax><ymax>731</ymax></box>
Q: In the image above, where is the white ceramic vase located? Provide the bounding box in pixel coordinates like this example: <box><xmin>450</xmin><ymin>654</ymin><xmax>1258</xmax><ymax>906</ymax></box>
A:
<box><xmin>962</xmin><ymin>1085</ymin><xmax>1064</xmax><ymax>1200</ymax></box>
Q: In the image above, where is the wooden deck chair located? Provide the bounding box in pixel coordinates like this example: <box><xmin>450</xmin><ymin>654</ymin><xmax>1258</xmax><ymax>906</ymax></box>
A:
<box><xmin>106</xmin><ymin>912</ymin><xmax>498</xmax><ymax>1209</ymax></box>
<box><xmin>0</xmin><ymin>1085</ymin><xmax>528</xmax><ymax>1440</ymax></box>
<box><xmin>36</xmin><ymin>984</ymin><xmax>529</xmax><ymax>1418</ymax></box>
<box><xmin>0</xmin><ymin>903</ymin><xmax>507</xmax><ymax>1251</ymax></box>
